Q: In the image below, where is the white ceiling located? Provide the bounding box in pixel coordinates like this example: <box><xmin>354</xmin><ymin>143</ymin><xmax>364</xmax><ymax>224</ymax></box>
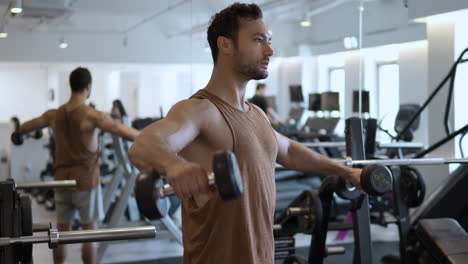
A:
<box><xmin>0</xmin><ymin>0</ymin><xmax>320</xmax><ymax>37</ymax></box>
<box><xmin>2</xmin><ymin>0</ymin><xmax>458</xmax><ymax>63</ymax></box>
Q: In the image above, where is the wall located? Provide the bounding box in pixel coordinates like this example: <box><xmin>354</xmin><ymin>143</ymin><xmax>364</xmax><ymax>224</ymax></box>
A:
<box><xmin>398</xmin><ymin>40</ymin><xmax>429</xmax><ymax>145</ymax></box>
<box><xmin>409</xmin><ymin>0</ymin><xmax>468</xmax><ymax>20</ymax></box>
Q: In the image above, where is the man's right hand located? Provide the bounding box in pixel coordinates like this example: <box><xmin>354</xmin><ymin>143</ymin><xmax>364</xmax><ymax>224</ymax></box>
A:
<box><xmin>165</xmin><ymin>162</ymin><xmax>210</xmax><ymax>198</ymax></box>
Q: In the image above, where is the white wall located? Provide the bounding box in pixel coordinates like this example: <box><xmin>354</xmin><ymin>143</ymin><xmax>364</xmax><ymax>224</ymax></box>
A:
<box><xmin>0</xmin><ymin>64</ymin><xmax>49</xmax><ymax>122</ymax></box>
<box><xmin>398</xmin><ymin>40</ymin><xmax>429</xmax><ymax>145</ymax></box>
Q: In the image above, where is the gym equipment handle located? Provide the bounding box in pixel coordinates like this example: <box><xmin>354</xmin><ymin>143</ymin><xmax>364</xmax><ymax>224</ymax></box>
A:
<box><xmin>16</xmin><ymin>180</ymin><xmax>77</xmax><ymax>189</ymax></box>
<box><xmin>0</xmin><ymin>226</ymin><xmax>156</xmax><ymax>248</ymax></box>
<box><xmin>155</xmin><ymin>173</ymin><xmax>215</xmax><ymax>198</ymax></box>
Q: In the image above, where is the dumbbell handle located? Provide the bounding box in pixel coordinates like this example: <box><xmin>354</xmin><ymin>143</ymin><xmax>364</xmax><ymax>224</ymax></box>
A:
<box><xmin>285</xmin><ymin>207</ymin><xmax>310</xmax><ymax>217</ymax></box>
<box><xmin>336</xmin><ymin>157</ymin><xmax>468</xmax><ymax>167</ymax></box>
<box><xmin>0</xmin><ymin>226</ymin><xmax>156</xmax><ymax>248</ymax></box>
<box><xmin>16</xmin><ymin>180</ymin><xmax>77</xmax><ymax>189</ymax></box>
<box><xmin>156</xmin><ymin>173</ymin><xmax>215</xmax><ymax>198</ymax></box>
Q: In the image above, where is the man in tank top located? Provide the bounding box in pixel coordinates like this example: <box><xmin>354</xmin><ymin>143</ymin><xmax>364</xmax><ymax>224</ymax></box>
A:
<box><xmin>129</xmin><ymin>3</ymin><xmax>362</xmax><ymax>264</ymax></box>
<box><xmin>18</xmin><ymin>67</ymin><xmax>140</xmax><ymax>264</ymax></box>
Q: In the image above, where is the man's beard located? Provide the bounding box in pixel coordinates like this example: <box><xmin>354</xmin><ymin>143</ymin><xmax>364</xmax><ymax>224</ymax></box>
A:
<box><xmin>234</xmin><ymin>55</ymin><xmax>268</xmax><ymax>80</ymax></box>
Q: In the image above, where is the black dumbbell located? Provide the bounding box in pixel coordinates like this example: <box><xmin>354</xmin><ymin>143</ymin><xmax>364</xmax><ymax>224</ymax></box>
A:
<box><xmin>134</xmin><ymin>151</ymin><xmax>243</xmax><ymax>220</ymax></box>
<box><xmin>336</xmin><ymin>164</ymin><xmax>393</xmax><ymax>200</ymax></box>
<box><xmin>10</xmin><ymin>117</ymin><xmax>43</xmax><ymax>146</ymax></box>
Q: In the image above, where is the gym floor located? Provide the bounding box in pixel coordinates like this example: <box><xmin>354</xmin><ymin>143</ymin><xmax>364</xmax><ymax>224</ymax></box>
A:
<box><xmin>29</xmin><ymin>192</ymin><xmax>400</xmax><ymax>264</ymax></box>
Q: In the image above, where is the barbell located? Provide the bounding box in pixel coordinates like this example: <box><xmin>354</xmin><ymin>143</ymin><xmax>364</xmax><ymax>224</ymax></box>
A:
<box><xmin>0</xmin><ymin>226</ymin><xmax>156</xmax><ymax>249</ymax></box>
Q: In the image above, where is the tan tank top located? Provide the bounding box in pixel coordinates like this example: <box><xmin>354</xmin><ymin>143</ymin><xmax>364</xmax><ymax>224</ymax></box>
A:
<box><xmin>54</xmin><ymin>104</ymin><xmax>100</xmax><ymax>191</ymax></box>
<box><xmin>181</xmin><ymin>89</ymin><xmax>278</xmax><ymax>264</ymax></box>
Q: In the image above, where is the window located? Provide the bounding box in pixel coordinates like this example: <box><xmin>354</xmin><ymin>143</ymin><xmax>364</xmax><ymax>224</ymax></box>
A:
<box><xmin>377</xmin><ymin>62</ymin><xmax>399</xmax><ymax>142</ymax></box>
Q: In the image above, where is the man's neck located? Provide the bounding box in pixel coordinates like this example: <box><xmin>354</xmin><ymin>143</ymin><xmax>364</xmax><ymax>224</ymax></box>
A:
<box><xmin>204</xmin><ymin>65</ymin><xmax>250</xmax><ymax>111</ymax></box>
<box><xmin>68</xmin><ymin>92</ymin><xmax>87</xmax><ymax>105</ymax></box>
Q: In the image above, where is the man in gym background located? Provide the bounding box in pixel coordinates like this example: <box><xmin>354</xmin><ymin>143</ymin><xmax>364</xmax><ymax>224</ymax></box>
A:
<box><xmin>18</xmin><ymin>67</ymin><xmax>140</xmax><ymax>264</ymax></box>
<box><xmin>129</xmin><ymin>3</ymin><xmax>361</xmax><ymax>264</ymax></box>
<box><xmin>249</xmin><ymin>83</ymin><xmax>284</xmax><ymax>125</ymax></box>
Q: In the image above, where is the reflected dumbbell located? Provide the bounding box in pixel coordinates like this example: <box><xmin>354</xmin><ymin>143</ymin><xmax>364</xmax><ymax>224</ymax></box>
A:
<box><xmin>134</xmin><ymin>151</ymin><xmax>243</xmax><ymax>220</ymax></box>
<box><xmin>10</xmin><ymin>117</ymin><xmax>43</xmax><ymax>146</ymax></box>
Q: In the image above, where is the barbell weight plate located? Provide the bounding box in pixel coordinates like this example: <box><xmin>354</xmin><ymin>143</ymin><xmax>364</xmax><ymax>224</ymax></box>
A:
<box><xmin>298</xmin><ymin>191</ymin><xmax>323</xmax><ymax>235</ymax></box>
<box><xmin>274</xmin><ymin>190</ymin><xmax>322</xmax><ymax>236</ymax></box>
<box><xmin>213</xmin><ymin>151</ymin><xmax>243</xmax><ymax>201</ymax></box>
<box><xmin>400</xmin><ymin>166</ymin><xmax>426</xmax><ymax>208</ymax></box>
<box><xmin>361</xmin><ymin>164</ymin><xmax>393</xmax><ymax>196</ymax></box>
<box><xmin>283</xmin><ymin>255</ymin><xmax>308</xmax><ymax>264</ymax></box>
<box><xmin>134</xmin><ymin>172</ymin><xmax>169</xmax><ymax>220</ymax></box>
<box><xmin>19</xmin><ymin>196</ymin><xmax>33</xmax><ymax>263</ymax></box>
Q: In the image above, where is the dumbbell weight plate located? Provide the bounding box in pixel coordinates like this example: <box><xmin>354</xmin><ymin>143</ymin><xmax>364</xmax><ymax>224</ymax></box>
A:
<box><xmin>213</xmin><ymin>151</ymin><xmax>243</xmax><ymax>200</ymax></box>
<box><xmin>361</xmin><ymin>164</ymin><xmax>393</xmax><ymax>196</ymax></box>
<box><xmin>134</xmin><ymin>172</ymin><xmax>170</xmax><ymax>220</ymax></box>
<box><xmin>11</xmin><ymin>131</ymin><xmax>24</xmax><ymax>146</ymax></box>
<box><xmin>34</xmin><ymin>129</ymin><xmax>43</xmax><ymax>139</ymax></box>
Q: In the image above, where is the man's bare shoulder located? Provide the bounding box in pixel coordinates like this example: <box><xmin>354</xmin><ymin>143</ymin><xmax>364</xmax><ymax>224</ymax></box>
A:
<box><xmin>85</xmin><ymin>108</ymin><xmax>108</xmax><ymax>123</ymax></box>
<box><xmin>43</xmin><ymin>109</ymin><xmax>58</xmax><ymax>120</ymax></box>
<box><xmin>249</xmin><ymin>103</ymin><xmax>269</xmax><ymax>119</ymax></box>
<box><xmin>168</xmin><ymin>98</ymin><xmax>218</xmax><ymax>119</ymax></box>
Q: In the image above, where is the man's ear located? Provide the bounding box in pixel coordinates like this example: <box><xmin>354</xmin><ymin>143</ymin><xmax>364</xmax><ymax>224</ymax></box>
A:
<box><xmin>217</xmin><ymin>36</ymin><xmax>234</xmax><ymax>57</ymax></box>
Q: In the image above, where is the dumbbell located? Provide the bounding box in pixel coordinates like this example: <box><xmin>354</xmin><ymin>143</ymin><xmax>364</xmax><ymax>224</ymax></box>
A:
<box><xmin>134</xmin><ymin>151</ymin><xmax>243</xmax><ymax>220</ymax></box>
<box><xmin>10</xmin><ymin>117</ymin><xmax>43</xmax><ymax>146</ymax></box>
<box><xmin>329</xmin><ymin>164</ymin><xmax>393</xmax><ymax>200</ymax></box>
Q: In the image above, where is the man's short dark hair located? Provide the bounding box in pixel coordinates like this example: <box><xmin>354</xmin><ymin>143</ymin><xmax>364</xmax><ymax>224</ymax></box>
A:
<box><xmin>207</xmin><ymin>3</ymin><xmax>262</xmax><ymax>64</ymax></box>
<box><xmin>69</xmin><ymin>67</ymin><xmax>92</xmax><ymax>92</ymax></box>
<box><xmin>256</xmin><ymin>83</ymin><xmax>266</xmax><ymax>91</ymax></box>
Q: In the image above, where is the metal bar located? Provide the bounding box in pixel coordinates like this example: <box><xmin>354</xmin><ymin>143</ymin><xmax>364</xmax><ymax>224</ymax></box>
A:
<box><xmin>415</xmin><ymin>123</ymin><xmax>468</xmax><ymax>158</ymax></box>
<box><xmin>58</xmin><ymin>226</ymin><xmax>156</xmax><ymax>244</ymax></box>
<box><xmin>0</xmin><ymin>226</ymin><xmax>156</xmax><ymax>247</ymax></box>
<box><xmin>102</xmin><ymin>166</ymin><xmax>124</xmax><ymax>212</ymax></box>
<box><xmin>16</xmin><ymin>180</ymin><xmax>77</xmax><ymax>189</ymax></box>
<box><xmin>377</xmin><ymin>142</ymin><xmax>424</xmax><ymax>149</ymax></box>
<box><xmin>333</xmin><ymin>158</ymin><xmax>468</xmax><ymax>166</ymax></box>
<box><xmin>302</xmin><ymin>142</ymin><xmax>346</xmax><ymax>148</ymax></box>
<box><xmin>302</xmin><ymin>141</ymin><xmax>424</xmax><ymax>149</ymax></box>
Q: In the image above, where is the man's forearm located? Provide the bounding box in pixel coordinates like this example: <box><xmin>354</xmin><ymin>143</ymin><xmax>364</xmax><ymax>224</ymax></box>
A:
<box><xmin>20</xmin><ymin>118</ymin><xmax>44</xmax><ymax>134</ymax></box>
<box><xmin>279</xmin><ymin>140</ymin><xmax>352</xmax><ymax>179</ymax></box>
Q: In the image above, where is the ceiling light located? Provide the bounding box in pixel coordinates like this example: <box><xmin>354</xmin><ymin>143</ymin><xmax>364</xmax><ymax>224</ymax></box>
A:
<box><xmin>343</xmin><ymin>36</ymin><xmax>358</xmax><ymax>49</ymax></box>
<box><xmin>0</xmin><ymin>24</ymin><xmax>7</xmax><ymax>38</ymax></box>
<box><xmin>10</xmin><ymin>0</ymin><xmax>23</xmax><ymax>14</ymax></box>
<box><xmin>59</xmin><ymin>37</ymin><xmax>68</xmax><ymax>49</ymax></box>
<box><xmin>300</xmin><ymin>20</ymin><xmax>311</xmax><ymax>27</ymax></box>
